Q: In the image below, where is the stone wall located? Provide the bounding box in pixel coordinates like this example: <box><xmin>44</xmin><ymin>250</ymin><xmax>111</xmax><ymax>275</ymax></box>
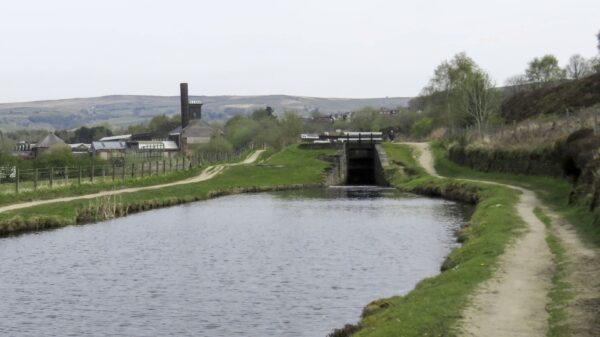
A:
<box><xmin>448</xmin><ymin>145</ymin><xmax>564</xmax><ymax>177</ymax></box>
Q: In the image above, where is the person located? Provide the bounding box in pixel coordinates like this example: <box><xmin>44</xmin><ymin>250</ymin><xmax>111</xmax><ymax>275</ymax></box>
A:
<box><xmin>388</xmin><ymin>129</ymin><xmax>396</xmax><ymax>142</ymax></box>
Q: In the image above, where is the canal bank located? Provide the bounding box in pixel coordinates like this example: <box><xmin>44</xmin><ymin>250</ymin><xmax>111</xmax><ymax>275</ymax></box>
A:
<box><xmin>329</xmin><ymin>143</ymin><xmax>526</xmax><ymax>337</ymax></box>
<box><xmin>1</xmin><ymin>142</ymin><xmax>529</xmax><ymax>337</ymax></box>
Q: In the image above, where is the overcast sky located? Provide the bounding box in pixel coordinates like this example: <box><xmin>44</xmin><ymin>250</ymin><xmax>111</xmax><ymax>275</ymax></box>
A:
<box><xmin>1</xmin><ymin>0</ymin><xmax>598</xmax><ymax>103</ymax></box>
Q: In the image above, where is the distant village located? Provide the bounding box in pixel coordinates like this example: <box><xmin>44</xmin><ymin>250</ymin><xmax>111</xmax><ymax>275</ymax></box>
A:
<box><xmin>12</xmin><ymin>83</ymin><xmax>215</xmax><ymax>161</ymax></box>
<box><xmin>11</xmin><ymin>83</ymin><xmax>403</xmax><ymax>160</ymax></box>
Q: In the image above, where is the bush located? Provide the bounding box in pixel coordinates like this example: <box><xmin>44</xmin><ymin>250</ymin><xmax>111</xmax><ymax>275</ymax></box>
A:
<box><xmin>411</xmin><ymin>117</ymin><xmax>434</xmax><ymax>139</ymax></box>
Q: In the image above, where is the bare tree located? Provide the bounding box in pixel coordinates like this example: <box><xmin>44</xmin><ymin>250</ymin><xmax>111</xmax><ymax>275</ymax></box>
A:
<box><xmin>457</xmin><ymin>70</ymin><xmax>501</xmax><ymax>139</ymax></box>
<box><xmin>566</xmin><ymin>54</ymin><xmax>592</xmax><ymax>80</ymax></box>
<box><xmin>504</xmin><ymin>74</ymin><xmax>530</xmax><ymax>94</ymax></box>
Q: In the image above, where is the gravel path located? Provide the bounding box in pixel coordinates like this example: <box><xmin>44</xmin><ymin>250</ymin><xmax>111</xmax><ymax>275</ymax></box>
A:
<box><xmin>404</xmin><ymin>142</ymin><xmax>600</xmax><ymax>336</ymax></box>
<box><xmin>0</xmin><ymin>150</ymin><xmax>265</xmax><ymax>214</ymax></box>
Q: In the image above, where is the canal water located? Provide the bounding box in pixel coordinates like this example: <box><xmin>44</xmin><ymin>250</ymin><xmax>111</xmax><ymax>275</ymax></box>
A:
<box><xmin>0</xmin><ymin>188</ymin><xmax>472</xmax><ymax>337</ymax></box>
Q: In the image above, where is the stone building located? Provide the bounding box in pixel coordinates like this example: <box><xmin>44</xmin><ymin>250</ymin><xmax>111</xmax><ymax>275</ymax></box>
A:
<box><xmin>169</xmin><ymin>83</ymin><xmax>214</xmax><ymax>152</ymax></box>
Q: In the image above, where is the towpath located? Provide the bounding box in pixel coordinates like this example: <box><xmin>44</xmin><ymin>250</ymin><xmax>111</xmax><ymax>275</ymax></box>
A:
<box><xmin>0</xmin><ymin>149</ymin><xmax>265</xmax><ymax>214</ymax></box>
<box><xmin>404</xmin><ymin>142</ymin><xmax>600</xmax><ymax>337</ymax></box>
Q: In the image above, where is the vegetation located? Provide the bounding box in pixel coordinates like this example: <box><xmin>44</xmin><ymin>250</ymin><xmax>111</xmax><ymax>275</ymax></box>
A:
<box><xmin>0</xmin><ymin>145</ymin><xmax>336</xmax><ymax>236</ymax></box>
<box><xmin>534</xmin><ymin>207</ymin><xmax>571</xmax><ymax>337</ymax></box>
<box><xmin>431</xmin><ymin>142</ymin><xmax>600</xmax><ymax>246</ymax></box>
<box><xmin>330</xmin><ymin>143</ymin><xmax>523</xmax><ymax>337</ymax></box>
<box><xmin>409</xmin><ymin>52</ymin><xmax>502</xmax><ymax>138</ymax></box>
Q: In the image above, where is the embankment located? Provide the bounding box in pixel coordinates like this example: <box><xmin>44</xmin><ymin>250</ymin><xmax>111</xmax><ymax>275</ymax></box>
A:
<box><xmin>328</xmin><ymin>143</ymin><xmax>524</xmax><ymax>337</ymax></box>
<box><xmin>0</xmin><ymin>145</ymin><xmax>336</xmax><ymax>237</ymax></box>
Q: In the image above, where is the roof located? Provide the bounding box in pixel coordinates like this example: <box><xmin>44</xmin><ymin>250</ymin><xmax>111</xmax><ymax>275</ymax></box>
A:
<box><xmin>69</xmin><ymin>143</ymin><xmax>91</xmax><ymax>150</ymax></box>
<box><xmin>181</xmin><ymin>119</ymin><xmax>215</xmax><ymax>138</ymax></box>
<box><xmin>99</xmin><ymin>134</ymin><xmax>132</xmax><ymax>141</ymax></box>
<box><xmin>36</xmin><ymin>134</ymin><xmax>66</xmax><ymax>148</ymax></box>
<box><xmin>92</xmin><ymin>141</ymin><xmax>127</xmax><ymax>151</ymax></box>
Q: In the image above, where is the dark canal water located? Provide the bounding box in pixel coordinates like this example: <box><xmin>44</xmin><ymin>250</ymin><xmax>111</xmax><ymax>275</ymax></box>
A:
<box><xmin>0</xmin><ymin>188</ymin><xmax>472</xmax><ymax>337</ymax></box>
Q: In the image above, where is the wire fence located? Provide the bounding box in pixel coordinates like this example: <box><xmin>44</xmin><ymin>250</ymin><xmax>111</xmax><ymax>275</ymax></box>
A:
<box><xmin>0</xmin><ymin>144</ymin><xmax>257</xmax><ymax>195</ymax></box>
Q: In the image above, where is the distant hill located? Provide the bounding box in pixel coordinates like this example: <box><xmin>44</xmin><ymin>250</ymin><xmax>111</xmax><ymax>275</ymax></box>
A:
<box><xmin>501</xmin><ymin>72</ymin><xmax>600</xmax><ymax>122</ymax></box>
<box><xmin>0</xmin><ymin>95</ymin><xmax>411</xmax><ymax>131</ymax></box>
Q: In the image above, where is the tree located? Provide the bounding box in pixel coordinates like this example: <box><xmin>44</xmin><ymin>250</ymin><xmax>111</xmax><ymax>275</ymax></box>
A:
<box><xmin>566</xmin><ymin>54</ymin><xmax>592</xmax><ymax>80</ymax></box>
<box><xmin>525</xmin><ymin>55</ymin><xmax>565</xmax><ymax>88</ymax></box>
<box><xmin>419</xmin><ymin>52</ymin><xmax>477</xmax><ymax>131</ymax></box>
<box><xmin>591</xmin><ymin>56</ymin><xmax>600</xmax><ymax>74</ymax></box>
<box><xmin>504</xmin><ymin>74</ymin><xmax>530</xmax><ymax>95</ymax></box>
<box><xmin>411</xmin><ymin>118</ymin><xmax>433</xmax><ymax>139</ymax></box>
<box><xmin>456</xmin><ymin>69</ymin><xmax>501</xmax><ymax>139</ymax></box>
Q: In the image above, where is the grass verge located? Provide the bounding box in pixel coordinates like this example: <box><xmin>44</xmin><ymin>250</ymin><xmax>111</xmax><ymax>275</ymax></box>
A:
<box><xmin>329</xmin><ymin>143</ymin><xmax>523</xmax><ymax>337</ymax></box>
<box><xmin>535</xmin><ymin>207</ymin><xmax>572</xmax><ymax>337</ymax></box>
<box><xmin>0</xmin><ymin>145</ymin><xmax>336</xmax><ymax>236</ymax></box>
<box><xmin>430</xmin><ymin>141</ymin><xmax>600</xmax><ymax>247</ymax></box>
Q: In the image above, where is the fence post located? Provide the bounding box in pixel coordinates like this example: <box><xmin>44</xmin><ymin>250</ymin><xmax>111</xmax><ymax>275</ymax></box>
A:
<box><xmin>78</xmin><ymin>166</ymin><xmax>82</xmax><ymax>185</ymax></box>
<box><xmin>34</xmin><ymin>168</ymin><xmax>38</xmax><ymax>191</ymax></box>
<box><xmin>112</xmin><ymin>164</ymin><xmax>116</xmax><ymax>182</ymax></box>
<box><xmin>141</xmin><ymin>162</ymin><xmax>145</xmax><ymax>177</ymax></box>
<box><xmin>176</xmin><ymin>158</ymin><xmax>179</xmax><ymax>171</ymax></box>
<box><xmin>91</xmin><ymin>164</ymin><xmax>95</xmax><ymax>183</ymax></box>
<box><xmin>156</xmin><ymin>161</ymin><xmax>159</xmax><ymax>175</ymax></box>
<box><xmin>131</xmin><ymin>163</ymin><xmax>135</xmax><ymax>178</ymax></box>
<box><xmin>15</xmin><ymin>168</ymin><xmax>19</xmax><ymax>194</ymax></box>
<box><xmin>102</xmin><ymin>166</ymin><xmax>106</xmax><ymax>182</ymax></box>
<box><xmin>50</xmin><ymin>167</ymin><xmax>54</xmax><ymax>188</ymax></box>
<box><xmin>65</xmin><ymin>166</ymin><xmax>69</xmax><ymax>185</ymax></box>
<box><xmin>163</xmin><ymin>160</ymin><xmax>166</xmax><ymax>175</ymax></box>
<box><xmin>122</xmin><ymin>164</ymin><xmax>125</xmax><ymax>181</ymax></box>
<box><xmin>169</xmin><ymin>158</ymin><xmax>172</xmax><ymax>172</ymax></box>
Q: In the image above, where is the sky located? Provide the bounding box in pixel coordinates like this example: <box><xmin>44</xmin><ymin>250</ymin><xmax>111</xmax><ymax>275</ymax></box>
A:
<box><xmin>0</xmin><ymin>0</ymin><xmax>598</xmax><ymax>103</ymax></box>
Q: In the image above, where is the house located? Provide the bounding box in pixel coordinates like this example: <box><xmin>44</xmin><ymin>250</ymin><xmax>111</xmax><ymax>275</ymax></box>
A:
<box><xmin>99</xmin><ymin>134</ymin><xmax>132</xmax><ymax>142</ymax></box>
<box><xmin>69</xmin><ymin>143</ymin><xmax>91</xmax><ymax>155</ymax></box>
<box><xmin>91</xmin><ymin>141</ymin><xmax>127</xmax><ymax>160</ymax></box>
<box><xmin>169</xmin><ymin>83</ymin><xmax>215</xmax><ymax>152</ymax></box>
<box><xmin>33</xmin><ymin>133</ymin><xmax>66</xmax><ymax>157</ymax></box>
<box><xmin>13</xmin><ymin>141</ymin><xmax>35</xmax><ymax>159</ymax></box>
<box><xmin>128</xmin><ymin>140</ymin><xmax>179</xmax><ymax>159</ymax></box>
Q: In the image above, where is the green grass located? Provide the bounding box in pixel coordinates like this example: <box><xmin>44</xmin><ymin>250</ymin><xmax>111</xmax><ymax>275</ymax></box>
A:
<box><xmin>346</xmin><ymin>143</ymin><xmax>523</xmax><ymax>337</ymax></box>
<box><xmin>534</xmin><ymin>207</ymin><xmax>572</xmax><ymax>337</ymax></box>
<box><xmin>0</xmin><ymin>145</ymin><xmax>336</xmax><ymax>235</ymax></box>
<box><xmin>431</xmin><ymin>141</ymin><xmax>600</xmax><ymax>247</ymax></box>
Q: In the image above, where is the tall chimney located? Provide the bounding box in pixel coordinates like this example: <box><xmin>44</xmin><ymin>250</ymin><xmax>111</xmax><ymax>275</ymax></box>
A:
<box><xmin>180</xmin><ymin>83</ymin><xmax>189</xmax><ymax>129</ymax></box>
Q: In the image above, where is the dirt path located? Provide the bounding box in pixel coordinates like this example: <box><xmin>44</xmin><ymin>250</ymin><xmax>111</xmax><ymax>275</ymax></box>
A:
<box><xmin>0</xmin><ymin>150</ymin><xmax>265</xmax><ymax>214</ymax></box>
<box><xmin>405</xmin><ymin>142</ymin><xmax>554</xmax><ymax>336</ymax></box>
<box><xmin>405</xmin><ymin>142</ymin><xmax>600</xmax><ymax>336</ymax></box>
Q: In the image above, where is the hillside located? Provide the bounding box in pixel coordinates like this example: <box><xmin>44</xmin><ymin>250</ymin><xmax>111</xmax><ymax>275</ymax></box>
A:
<box><xmin>501</xmin><ymin>72</ymin><xmax>600</xmax><ymax>122</ymax></box>
<box><xmin>0</xmin><ymin>95</ymin><xmax>411</xmax><ymax>131</ymax></box>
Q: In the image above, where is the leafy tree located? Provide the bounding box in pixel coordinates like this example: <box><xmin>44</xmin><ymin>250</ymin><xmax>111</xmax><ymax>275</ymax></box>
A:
<box><xmin>411</xmin><ymin>117</ymin><xmax>433</xmax><ymax>139</ymax></box>
<box><xmin>224</xmin><ymin>115</ymin><xmax>260</xmax><ymax>149</ymax></box>
<box><xmin>566</xmin><ymin>54</ymin><xmax>592</xmax><ymax>80</ymax></box>
<box><xmin>280</xmin><ymin>112</ymin><xmax>303</xmax><ymax>147</ymax></box>
<box><xmin>350</xmin><ymin>108</ymin><xmax>379</xmax><ymax>131</ymax></box>
<box><xmin>525</xmin><ymin>55</ymin><xmax>565</xmax><ymax>88</ymax></box>
<box><xmin>192</xmin><ymin>136</ymin><xmax>234</xmax><ymax>155</ymax></box>
<box><xmin>417</xmin><ymin>52</ymin><xmax>477</xmax><ymax>131</ymax></box>
<box><xmin>251</xmin><ymin>107</ymin><xmax>275</xmax><ymax>120</ymax></box>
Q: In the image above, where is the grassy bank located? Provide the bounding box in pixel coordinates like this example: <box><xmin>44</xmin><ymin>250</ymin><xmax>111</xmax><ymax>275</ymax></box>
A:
<box><xmin>0</xmin><ymin>166</ymin><xmax>203</xmax><ymax>207</ymax></box>
<box><xmin>430</xmin><ymin>141</ymin><xmax>600</xmax><ymax>247</ymax></box>
<box><xmin>534</xmin><ymin>207</ymin><xmax>571</xmax><ymax>337</ymax></box>
<box><xmin>0</xmin><ymin>145</ymin><xmax>336</xmax><ymax>236</ymax></box>
<box><xmin>332</xmin><ymin>144</ymin><xmax>523</xmax><ymax>337</ymax></box>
